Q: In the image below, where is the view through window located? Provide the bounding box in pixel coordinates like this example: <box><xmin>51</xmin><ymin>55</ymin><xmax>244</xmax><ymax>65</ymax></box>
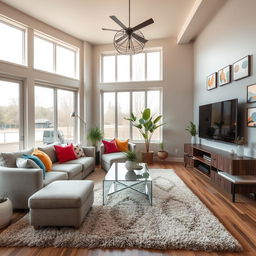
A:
<box><xmin>0</xmin><ymin>79</ymin><xmax>22</xmax><ymax>152</ymax></box>
<box><xmin>101</xmin><ymin>49</ymin><xmax>162</xmax><ymax>83</ymax></box>
<box><xmin>35</xmin><ymin>85</ymin><xmax>76</xmax><ymax>146</ymax></box>
<box><xmin>102</xmin><ymin>90</ymin><xmax>162</xmax><ymax>141</ymax></box>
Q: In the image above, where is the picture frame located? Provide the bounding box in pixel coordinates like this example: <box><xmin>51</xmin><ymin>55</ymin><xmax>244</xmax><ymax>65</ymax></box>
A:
<box><xmin>218</xmin><ymin>65</ymin><xmax>231</xmax><ymax>86</ymax></box>
<box><xmin>206</xmin><ymin>72</ymin><xmax>217</xmax><ymax>90</ymax></box>
<box><xmin>247</xmin><ymin>107</ymin><xmax>256</xmax><ymax>127</ymax></box>
<box><xmin>232</xmin><ymin>55</ymin><xmax>250</xmax><ymax>81</ymax></box>
<box><xmin>247</xmin><ymin>84</ymin><xmax>256</xmax><ymax>103</ymax></box>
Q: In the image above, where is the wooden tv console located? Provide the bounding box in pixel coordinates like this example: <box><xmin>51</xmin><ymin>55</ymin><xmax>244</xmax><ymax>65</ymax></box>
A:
<box><xmin>184</xmin><ymin>143</ymin><xmax>256</xmax><ymax>201</ymax></box>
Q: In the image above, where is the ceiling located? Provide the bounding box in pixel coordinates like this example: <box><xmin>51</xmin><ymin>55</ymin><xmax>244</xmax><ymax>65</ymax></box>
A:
<box><xmin>1</xmin><ymin>0</ymin><xmax>196</xmax><ymax>44</ymax></box>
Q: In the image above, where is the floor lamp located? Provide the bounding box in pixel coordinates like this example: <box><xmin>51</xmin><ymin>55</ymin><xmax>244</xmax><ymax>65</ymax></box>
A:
<box><xmin>71</xmin><ymin>112</ymin><xmax>86</xmax><ymax>143</ymax></box>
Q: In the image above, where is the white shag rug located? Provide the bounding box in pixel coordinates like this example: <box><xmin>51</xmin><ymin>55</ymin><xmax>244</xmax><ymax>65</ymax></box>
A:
<box><xmin>0</xmin><ymin>169</ymin><xmax>242</xmax><ymax>252</ymax></box>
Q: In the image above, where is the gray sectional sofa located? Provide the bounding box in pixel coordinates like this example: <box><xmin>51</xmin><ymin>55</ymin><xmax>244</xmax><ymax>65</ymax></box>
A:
<box><xmin>0</xmin><ymin>144</ymin><xmax>95</xmax><ymax>209</ymax></box>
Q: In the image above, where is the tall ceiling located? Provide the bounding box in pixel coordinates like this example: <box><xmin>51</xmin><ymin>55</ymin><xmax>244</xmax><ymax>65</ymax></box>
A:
<box><xmin>1</xmin><ymin>0</ymin><xmax>196</xmax><ymax>44</ymax></box>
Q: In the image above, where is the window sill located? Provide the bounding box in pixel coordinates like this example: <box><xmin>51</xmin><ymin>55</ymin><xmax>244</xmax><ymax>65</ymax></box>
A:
<box><xmin>99</xmin><ymin>79</ymin><xmax>163</xmax><ymax>85</ymax></box>
<box><xmin>33</xmin><ymin>68</ymin><xmax>79</xmax><ymax>81</ymax></box>
<box><xmin>0</xmin><ymin>59</ymin><xmax>28</xmax><ymax>68</ymax></box>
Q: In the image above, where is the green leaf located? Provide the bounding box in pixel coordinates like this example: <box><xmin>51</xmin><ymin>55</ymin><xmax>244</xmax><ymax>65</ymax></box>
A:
<box><xmin>142</xmin><ymin>133</ymin><xmax>148</xmax><ymax>139</ymax></box>
<box><xmin>153</xmin><ymin>115</ymin><xmax>162</xmax><ymax>124</ymax></box>
<box><xmin>139</xmin><ymin>118</ymin><xmax>145</xmax><ymax>125</ymax></box>
<box><xmin>142</xmin><ymin>108</ymin><xmax>151</xmax><ymax>120</ymax></box>
<box><xmin>131</xmin><ymin>112</ymin><xmax>136</xmax><ymax>121</ymax></box>
<box><xmin>134</xmin><ymin>124</ymin><xmax>142</xmax><ymax>129</ymax></box>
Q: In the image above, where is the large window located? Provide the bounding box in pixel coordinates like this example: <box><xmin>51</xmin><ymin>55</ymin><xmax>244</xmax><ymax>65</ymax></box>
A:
<box><xmin>34</xmin><ymin>34</ymin><xmax>78</xmax><ymax>78</ymax></box>
<box><xmin>35</xmin><ymin>85</ymin><xmax>76</xmax><ymax>146</ymax></box>
<box><xmin>101</xmin><ymin>89</ymin><xmax>162</xmax><ymax>142</ymax></box>
<box><xmin>0</xmin><ymin>19</ymin><xmax>26</xmax><ymax>65</ymax></box>
<box><xmin>0</xmin><ymin>79</ymin><xmax>23</xmax><ymax>152</ymax></box>
<box><xmin>101</xmin><ymin>49</ymin><xmax>162</xmax><ymax>83</ymax></box>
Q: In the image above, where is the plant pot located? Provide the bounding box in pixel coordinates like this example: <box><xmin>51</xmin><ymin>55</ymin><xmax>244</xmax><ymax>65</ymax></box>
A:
<box><xmin>236</xmin><ymin>145</ymin><xmax>244</xmax><ymax>157</ymax></box>
<box><xmin>125</xmin><ymin>160</ymin><xmax>137</xmax><ymax>171</ymax></box>
<box><xmin>157</xmin><ymin>150</ymin><xmax>168</xmax><ymax>160</ymax></box>
<box><xmin>0</xmin><ymin>198</ymin><xmax>12</xmax><ymax>229</ymax></box>
<box><xmin>191</xmin><ymin>136</ymin><xmax>196</xmax><ymax>144</ymax></box>
<box><xmin>125</xmin><ymin>170</ymin><xmax>137</xmax><ymax>180</ymax></box>
<box><xmin>141</xmin><ymin>151</ymin><xmax>154</xmax><ymax>164</ymax></box>
<box><xmin>95</xmin><ymin>151</ymin><xmax>100</xmax><ymax>165</ymax></box>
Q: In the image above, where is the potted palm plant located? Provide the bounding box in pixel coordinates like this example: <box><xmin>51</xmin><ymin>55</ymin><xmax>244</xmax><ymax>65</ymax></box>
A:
<box><xmin>87</xmin><ymin>127</ymin><xmax>103</xmax><ymax>165</ymax></box>
<box><xmin>0</xmin><ymin>193</ymin><xmax>12</xmax><ymax>229</ymax></box>
<box><xmin>157</xmin><ymin>142</ymin><xmax>168</xmax><ymax>160</ymax></box>
<box><xmin>125</xmin><ymin>108</ymin><xmax>165</xmax><ymax>164</ymax></box>
<box><xmin>186</xmin><ymin>121</ymin><xmax>197</xmax><ymax>144</ymax></box>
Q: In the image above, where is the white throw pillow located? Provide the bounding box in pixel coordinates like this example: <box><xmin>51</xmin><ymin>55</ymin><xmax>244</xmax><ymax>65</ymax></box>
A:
<box><xmin>16</xmin><ymin>158</ymin><xmax>40</xmax><ymax>169</ymax></box>
<box><xmin>74</xmin><ymin>144</ymin><xmax>85</xmax><ymax>158</ymax></box>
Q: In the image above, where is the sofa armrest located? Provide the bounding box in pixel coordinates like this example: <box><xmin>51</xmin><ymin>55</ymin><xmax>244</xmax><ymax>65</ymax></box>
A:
<box><xmin>128</xmin><ymin>142</ymin><xmax>136</xmax><ymax>151</ymax></box>
<box><xmin>0</xmin><ymin>167</ymin><xmax>43</xmax><ymax>209</ymax></box>
<box><xmin>83</xmin><ymin>146</ymin><xmax>95</xmax><ymax>158</ymax></box>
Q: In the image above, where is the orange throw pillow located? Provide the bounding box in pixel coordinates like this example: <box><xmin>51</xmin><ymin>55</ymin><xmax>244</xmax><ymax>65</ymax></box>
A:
<box><xmin>33</xmin><ymin>149</ymin><xmax>52</xmax><ymax>171</ymax></box>
<box><xmin>115</xmin><ymin>139</ymin><xmax>129</xmax><ymax>152</ymax></box>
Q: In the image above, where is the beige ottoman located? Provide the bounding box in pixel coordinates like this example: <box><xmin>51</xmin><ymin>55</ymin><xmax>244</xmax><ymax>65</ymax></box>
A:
<box><xmin>28</xmin><ymin>180</ymin><xmax>94</xmax><ymax>229</ymax></box>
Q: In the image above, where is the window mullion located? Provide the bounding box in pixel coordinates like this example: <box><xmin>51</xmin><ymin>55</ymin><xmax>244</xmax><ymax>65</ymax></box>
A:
<box><xmin>53</xmin><ymin>44</ymin><xmax>57</xmax><ymax>73</ymax></box>
<box><xmin>54</xmin><ymin>88</ymin><xmax>58</xmax><ymax>142</ymax></box>
<box><xmin>115</xmin><ymin>92</ymin><xmax>118</xmax><ymax>138</ymax></box>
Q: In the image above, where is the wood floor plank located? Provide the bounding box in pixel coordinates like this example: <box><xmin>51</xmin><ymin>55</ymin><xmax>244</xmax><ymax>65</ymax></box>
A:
<box><xmin>0</xmin><ymin>163</ymin><xmax>256</xmax><ymax>256</ymax></box>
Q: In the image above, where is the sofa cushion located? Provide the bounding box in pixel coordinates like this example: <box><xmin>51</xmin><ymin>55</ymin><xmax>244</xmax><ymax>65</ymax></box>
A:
<box><xmin>54</xmin><ymin>144</ymin><xmax>78</xmax><ymax>163</ymax></box>
<box><xmin>102</xmin><ymin>139</ymin><xmax>120</xmax><ymax>154</ymax></box>
<box><xmin>1</xmin><ymin>148</ymin><xmax>34</xmax><ymax>168</ymax></box>
<box><xmin>29</xmin><ymin>180</ymin><xmax>94</xmax><ymax>209</ymax></box>
<box><xmin>102</xmin><ymin>152</ymin><xmax>127</xmax><ymax>165</ymax></box>
<box><xmin>38</xmin><ymin>143</ymin><xmax>58</xmax><ymax>163</ymax></box>
<box><xmin>33</xmin><ymin>149</ymin><xmax>52</xmax><ymax>171</ymax></box>
<box><xmin>65</xmin><ymin>157</ymin><xmax>94</xmax><ymax>172</ymax></box>
<box><xmin>74</xmin><ymin>144</ymin><xmax>85</xmax><ymax>158</ymax></box>
<box><xmin>51</xmin><ymin>163</ymin><xmax>82</xmax><ymax>179</ymax></box>
<box><xmin>43</xmin><ymin>171</ymin><xmax>68</xmax><ymax>186</ymax></box>
<box><xmin>16</xmin><ymin>157</ymin><xmax>40</xmax><ymax>169</ymax></box>
<box><xmin>115</xmin><ymin>139</ymin><xmax>129</xmax><ymax>152</ymax></box>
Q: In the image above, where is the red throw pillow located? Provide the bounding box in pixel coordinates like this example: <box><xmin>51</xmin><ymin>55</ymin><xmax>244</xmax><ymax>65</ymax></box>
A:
<box><xmin>102</xmin><ymin>139</ymin><xmax>120</xmax><ymax>154</ymax></box>
<box><xmin>54</xmin><ymin>144</ymin><xmax>78</xmax><ymax>163</ymax></box>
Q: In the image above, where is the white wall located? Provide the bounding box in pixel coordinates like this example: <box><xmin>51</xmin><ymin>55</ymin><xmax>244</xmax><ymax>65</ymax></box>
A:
<box><xmin>92</xmin><ymin>37</ymin><xmax>194</xmax><ymax>160</ymax></box>
<box><xmin>0</xmin><ymin>2</ymin><xmax>93</xmax><ymax>148</ymax></box>
<box><xmin>194</xmin><ymin>0</ymin><xmax>256</xmax><ymax>157</ymax></box>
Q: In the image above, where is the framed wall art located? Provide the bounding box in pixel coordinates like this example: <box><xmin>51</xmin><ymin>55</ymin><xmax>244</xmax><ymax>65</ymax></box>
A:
<box><xmin>218</xmin><ymin>65</ymin><xmax>231</xmax><ymax>86</ymax></box>
<box><xmin>232</xmin><ymin>55</ymin><xmax>250</xmax><ymax>81</ymax></box>
<box><xmin>207</xmin><ymin>72</ymin><xmax>217</xmax><ymax>90</ymax></box>
<box><xmin>247</xmin><ymin>107</ymin><xmax>256</xmax><ymax>127</ymax></box>
<box><xmin>247</xmin><ymin>84</ymin><xmax>256</xmax><ymax>103</ymax></box>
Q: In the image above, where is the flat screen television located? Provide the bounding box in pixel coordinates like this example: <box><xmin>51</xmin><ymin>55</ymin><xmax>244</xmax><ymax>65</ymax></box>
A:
<box><xmin>199</xmin><ymin>99</ymin><xmax>238</xmax><ymax>143</ymax></box>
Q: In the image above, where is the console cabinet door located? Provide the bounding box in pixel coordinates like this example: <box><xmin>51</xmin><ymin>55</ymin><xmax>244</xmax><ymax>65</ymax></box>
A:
<box><xmin>217</xmin><ymin>155</ymin><xmax>232</xmax><ymax>173</ymax></box>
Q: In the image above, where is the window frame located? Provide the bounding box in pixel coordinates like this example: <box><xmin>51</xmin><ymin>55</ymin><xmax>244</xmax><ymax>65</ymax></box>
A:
<box><xmin>0</xmin><ymin>76</ymin><xmax>24</xmax><ymax>150</ymax></box>
<box><xmin>0</xmin><ymin>16</ymin><xmax>27</xmax><ymax>66</ymax></box>
<box><xmin>33</xmin><ymin>32</ymin><xmax>79</xmax><ymax>79</ymax></box>
<box><xmin>34</xmin><ymin>84</ymin><xmax>78</xmax><ymax>145</ymax></box>
<box><xmin>100</xmin><ymin>48</ymin><xmax>163</xmax><ymax>84</ymax></box>
<box><xmin>100</xmin><ymin>88</ymin><xmax>163</xmax><ymax>143</ymax></box>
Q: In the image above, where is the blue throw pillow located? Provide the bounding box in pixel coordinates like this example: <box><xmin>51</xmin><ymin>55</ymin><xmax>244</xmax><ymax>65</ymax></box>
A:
<box><xmin>22</xmin><ymin>154</ymin><xmax>46</xmax><ymax>179</ymax></box>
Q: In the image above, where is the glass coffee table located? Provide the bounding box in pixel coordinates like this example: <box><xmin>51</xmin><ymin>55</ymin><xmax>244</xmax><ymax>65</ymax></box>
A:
<box><xmin>103</xmin><ymin>162</ymin><xmax>152</xmax><ymax>205</ymax></box>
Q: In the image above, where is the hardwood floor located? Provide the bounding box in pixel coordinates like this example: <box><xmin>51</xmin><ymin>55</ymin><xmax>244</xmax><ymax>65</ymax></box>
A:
<box><xmin>1</xmin><ymin>162</ymin><xmax>256</xmax><ymax>256</ymax></box>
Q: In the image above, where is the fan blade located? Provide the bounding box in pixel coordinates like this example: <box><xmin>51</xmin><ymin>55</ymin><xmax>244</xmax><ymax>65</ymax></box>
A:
<box><xmin>132</xmin><ymin>18</ymin><xmax>154</xmax><ymax>31</ymax></box>
<box><xmin>110</xmin><ymin>16</ymin><xmax>127</xmax><ymax>30</ymax></box>
<box><xmin>132</xmin><ymin>33</ymin><xmax>148</xmax><ymax>44</ymax></box>
<box><xmin>102</xmin><ymin>28</ymin><xmax>119</xmax><ymax>32</ymax></box>
<box><xmin>115</xmin><ymin>34</ymin><xmax>128</xmax><ymax>44</ymax></box>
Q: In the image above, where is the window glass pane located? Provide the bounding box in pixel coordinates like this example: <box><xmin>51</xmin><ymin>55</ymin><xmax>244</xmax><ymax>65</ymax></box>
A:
<box><xmin>132</xmin><ymin>91</ymin><xmax>145</xmax><ymax>140</ymax></box>
<box><xmin>103</xmin><ymin>92</ymin><xmax>115</xmax><ymax>138</ymax></box>
<box><xmin>147</xmin><ymin>90</ymin><xmax>161</xmax><ymax>140</ymax></box>
<box><xmin>34</xmin><ymin>36</ymin><xmax>54</xmax><ymax>72</ymax></box>
<box><xmin>56</xmin><ymin>45</ymin><xmax>76</xmax><ymax>78</ymax></box>
<box><xmin>102</xmin><ymin>55</ymin><xmax>115</xmax><ymax>83</ymax></box>
<box><xmin>147</xmin><ymin>52</ymin><xmax>161</xmax><ymax>80</ymax></box>
<box><xmin>117</xmin><ymin>92</ymin><xmax>130</xmax><ymax>139</ymax></box>
<box><xmin>0</xmin><ymin>22</ymin><xmax>24</xmax><ymax>65</ymax></box>
<box><xmin>132</xmin><ymin>53</ymin><xmax>145</xmax><ymax>81</ymax></box>
<box><xmin>35</xmin><ymin>86</ymin><xmax>54</xmax><ymax>146</ymax></box>
<box><xmin>57</xmin><ymin>89</ymin><xmax>75</xmax><ymax>143</ymax></box>
<box><xmin>0</xmin><ymin>80</ymin><xmax>20</xmax><ymax>152</ymax></box>
<box><xmin>117</xmin><ymin>55</ymin><xmax>130</xmax><ymax>82</ymax></box>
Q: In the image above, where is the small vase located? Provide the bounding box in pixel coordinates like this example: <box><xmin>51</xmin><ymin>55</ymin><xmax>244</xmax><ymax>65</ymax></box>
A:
<box><xmin>236</xmin><ymin>145</ymin><xmax>244</xmax><ymax>157</ymax></box>
<box><xmin>125</xmin><ymin>160</ymin><xmax>137</xmax><ymax>171</ymax></box>
<box><xmin>191</xmin><ymin>136</ymin><xmax>196</xmax><ymax>144</ymax></box>
<box><xmin>0</xmin><ymin>198</ymin><xmax>12</xmax><ymax>228</ymax></box>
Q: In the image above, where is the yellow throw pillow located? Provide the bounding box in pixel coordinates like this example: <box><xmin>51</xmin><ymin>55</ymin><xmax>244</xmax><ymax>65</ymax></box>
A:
<box><xmin>33</xmin><ymin>149</ymin><xmax>52</xmax><ymax>171</ymax></box>
<box><xmin>115</xmin><ymin>139</ymin><xmax>129</xmax><ymax>152</ymax></box>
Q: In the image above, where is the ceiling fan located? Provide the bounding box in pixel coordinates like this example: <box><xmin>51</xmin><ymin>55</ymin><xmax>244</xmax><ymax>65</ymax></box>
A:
<box><xmin>102</xmin><ymin>0</ymin><xmax>154</xmax><ymax>55</ymax></box>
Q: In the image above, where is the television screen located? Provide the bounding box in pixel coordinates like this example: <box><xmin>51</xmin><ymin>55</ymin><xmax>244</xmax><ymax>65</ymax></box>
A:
<box><xmin>199</xmin><ymin>99</ymin><xmax>238</xmax><ymax>143</ymax></box>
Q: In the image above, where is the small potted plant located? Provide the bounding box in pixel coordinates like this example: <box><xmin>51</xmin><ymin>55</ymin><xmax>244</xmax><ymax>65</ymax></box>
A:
<box><xmin>87</xmin><ymin>127</ymin><xmax>103</xmax><ymax>165</ymax></box>
<box><xmin>157</xmin><ymin>142</ymin><xmax>168</xmax><ymax>160</ymax></box>
<box><xmin>235</xmin><ymin>136</ymin><xmax>246</xmax><ymax>157</ymax></box>
<box><xmin>186</xmin><ymin>121</ymin><xmax>197</xmax><ymax>144</ymax></box>
<box><xmin>0</xmin><ymin>193</ymin><xmax>12</xmax><ymax>229</ymax></box>
<box><xmin>124</xmin><ymin>150</ymin><xmax>138</xmax><ymax>171</ymax></box>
